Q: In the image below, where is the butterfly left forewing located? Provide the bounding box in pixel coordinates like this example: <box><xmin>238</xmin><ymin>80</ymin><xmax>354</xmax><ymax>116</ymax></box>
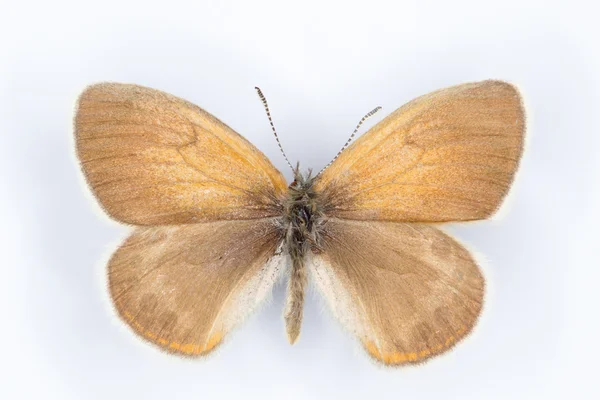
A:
<box><xmin>311</xmin><ymin>218</ymin><xmax>483</xmax><ymax>365</ymax></box>
<box><xmin>75</xmin><ymin>83</ymin><xmax>287</xmax><ymax>225</ymax></box>
<box><xmin>109</xmin><ymin>218</ymin><xmax>284</xmax><ymax>355</ymax></box>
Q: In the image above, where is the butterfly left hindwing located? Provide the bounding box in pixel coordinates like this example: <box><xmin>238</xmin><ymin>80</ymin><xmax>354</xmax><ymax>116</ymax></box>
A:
<box><xmin>109</xmin><ymin>219</ymin><xmax>284</xmax><ymax>355</ymax></box>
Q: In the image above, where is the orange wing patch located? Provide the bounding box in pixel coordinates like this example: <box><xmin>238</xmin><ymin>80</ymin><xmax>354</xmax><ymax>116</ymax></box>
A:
<box><xmin>122</xmin><ymin>309</ymin><xmax>223</xmax><ymax>355</ymax></box>
<box><xmin>362</xmin><ymin>326</ymin><xmax>468</xmax><ymax>365</ymax></box>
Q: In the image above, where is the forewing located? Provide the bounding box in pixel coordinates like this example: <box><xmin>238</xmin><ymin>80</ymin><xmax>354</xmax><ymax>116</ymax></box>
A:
<box><xmin>75</xmin><ymin>83</ymin><xmax>287</xmax><ymax>225</ymax></box>
<box><xmin>109</xmin><ymin>219</ymin><xmax>284</xmax><ymax>356</ymax></box>
<box><xmin>312</xmin><ymin>219</ymin><xmax>484</xmax><ymax>366</ymax></box>
<box><xmin>314</xmin><ymin>80</ymin><xmax>525</xmax><ymax>222</ymax></box>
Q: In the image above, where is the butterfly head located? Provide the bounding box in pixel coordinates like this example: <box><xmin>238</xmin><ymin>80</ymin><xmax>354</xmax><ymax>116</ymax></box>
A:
<box><xmin>289</xmin><ymin>164</ymin><xmax>315</xmax><ymax>190</ymax></box>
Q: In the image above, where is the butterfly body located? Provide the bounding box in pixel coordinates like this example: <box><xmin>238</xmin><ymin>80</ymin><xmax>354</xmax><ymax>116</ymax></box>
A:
<box><xmin>281</xmin><ymin>170</ymin><xmax>323</xmax><ymax>343</ymax></box>
<box><xmin>74</xmin><ymin>80</ymin><xmax>525</xmax><ymax>366</ymax></box>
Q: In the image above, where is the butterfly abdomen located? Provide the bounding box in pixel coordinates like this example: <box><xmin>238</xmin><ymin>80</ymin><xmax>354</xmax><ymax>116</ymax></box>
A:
<box><xmin>283</xmin><ymin>170</ymin><xmax>324</xmax><ymax>343</ymax></box>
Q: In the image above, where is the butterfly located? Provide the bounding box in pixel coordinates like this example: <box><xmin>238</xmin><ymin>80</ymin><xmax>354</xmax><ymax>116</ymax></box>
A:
<box><xmin>74</xmin><ymin>80</ymin><xmax>525</xmax><ymax>365</ymax></box>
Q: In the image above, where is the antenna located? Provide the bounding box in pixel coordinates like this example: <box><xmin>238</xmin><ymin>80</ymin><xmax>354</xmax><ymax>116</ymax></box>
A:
<box><xmin>255</xmin><ymin>87</ymin><xmax>294</xmax><ymax>172</ymax></box>
<box><xmin>317</xmin><ymin>105</ymin><xmax>382</xmax><ymax>176</ymax></box>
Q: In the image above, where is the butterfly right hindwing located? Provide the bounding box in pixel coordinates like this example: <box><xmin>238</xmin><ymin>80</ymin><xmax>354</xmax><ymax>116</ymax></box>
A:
<box><xmin>311</xmin><ymin>219</ymin><xmax>484</xmax><ymax>365</ymax></box>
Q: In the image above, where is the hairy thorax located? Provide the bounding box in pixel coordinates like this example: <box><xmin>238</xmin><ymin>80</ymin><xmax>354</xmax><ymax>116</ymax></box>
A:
<box><xmin>283</xmin><ymin>172</ymin><xmax>324</xmax><ymax>258</ymax></box>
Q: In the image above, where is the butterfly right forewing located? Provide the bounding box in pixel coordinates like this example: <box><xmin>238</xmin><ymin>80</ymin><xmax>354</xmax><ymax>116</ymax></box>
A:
<box><xmin>314</xmin><ymin>80</ymin><xmax>525</xmax><ymax>222</ymax></box>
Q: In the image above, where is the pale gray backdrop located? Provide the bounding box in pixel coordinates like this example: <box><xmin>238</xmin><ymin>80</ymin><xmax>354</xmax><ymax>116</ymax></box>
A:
<box><xmin>1</xmin><ymin>1</ymin><xmax>598</xmax><ymax>399</ymax></box>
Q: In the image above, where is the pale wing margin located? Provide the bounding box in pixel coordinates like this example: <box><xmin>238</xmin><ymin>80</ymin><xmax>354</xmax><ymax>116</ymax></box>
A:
<box><xmin>109</xmin><ymin>218</ymin><xmax>285</xmax><ymax>356</ymax></box>
<box><xmin>314</xmin><ymin>80</ymin><xmax>525</xmax><ymax>222</ymax></box>
<box><xmin>75</xmin><ymin>83</ymin><xmax>287</xmax><ymax>225</ymax></box>
<box><xmin>310</xmin><ymin>218</ymin><xmax>484</xmax><ymax>365</ymax></box>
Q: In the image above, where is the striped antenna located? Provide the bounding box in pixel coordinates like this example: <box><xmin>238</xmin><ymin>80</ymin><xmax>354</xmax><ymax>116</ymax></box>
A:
<box><xmin>255</xmin><ymin>87</ymin><xmax>294</xmax><ymax>172</ymax></box>
<box><xmin>317</xmin><ymin>105</ymin><xmax>382</xmax><ymax>176</ymax></box>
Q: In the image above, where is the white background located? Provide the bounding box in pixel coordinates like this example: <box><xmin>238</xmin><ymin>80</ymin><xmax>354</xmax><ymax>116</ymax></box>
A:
<box><xmin>1</xmin><ymin>1</ymin><xmax>598</xmax><ymax>399</ymax></box>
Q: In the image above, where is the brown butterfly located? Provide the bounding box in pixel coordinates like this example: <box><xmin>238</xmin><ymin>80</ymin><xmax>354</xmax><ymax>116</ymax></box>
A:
<box><xmin>74</xmin><ymin>80</ymin><xmax>525</xmax><ymax>365</ymax></box>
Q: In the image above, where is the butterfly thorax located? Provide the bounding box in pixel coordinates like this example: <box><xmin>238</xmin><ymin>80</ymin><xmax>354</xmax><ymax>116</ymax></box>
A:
<box><xmin>284</xmin><ymin>171</ymin><xmax>323</xmax><ymax>255</ymax></box>
<box><xmin>281</xmin><ymin>169</ymin><xmax>324</xmax><ymax>344</ymax></box>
